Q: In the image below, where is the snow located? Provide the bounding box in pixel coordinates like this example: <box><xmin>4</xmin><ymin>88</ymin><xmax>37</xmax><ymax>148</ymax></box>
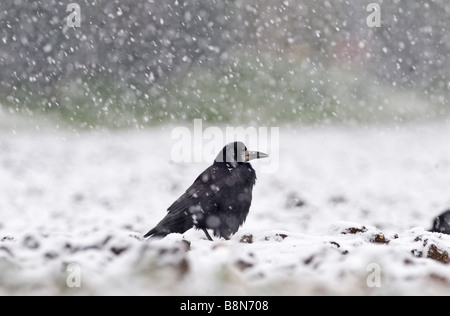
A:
<box><xmin>1</xmin><ymin>122</ymin><xmax>450</xmax><ymax>295</ymax></box>
<box><xmin>0</xmin><ymin>0</ymin><xmax>449</xmax><ymax>296</ymax></box>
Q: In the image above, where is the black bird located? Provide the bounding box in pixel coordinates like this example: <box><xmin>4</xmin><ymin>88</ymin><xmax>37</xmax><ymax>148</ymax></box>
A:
<box><xmin>144</xmin><ymin>142</ymin><xmax>269</xmax><ymax>241</ymax></box>
<box><xmin>430</xmin><ymin>210</ymin><xmax>450</xmax><ymax>235</ymax></box>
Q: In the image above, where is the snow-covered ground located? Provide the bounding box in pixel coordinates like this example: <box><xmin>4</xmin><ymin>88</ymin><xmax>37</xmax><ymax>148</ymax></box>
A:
<box><xmin>1</xmin><ymin>121</ymin><xmax>450</xmax><ymax>295</ymax></box>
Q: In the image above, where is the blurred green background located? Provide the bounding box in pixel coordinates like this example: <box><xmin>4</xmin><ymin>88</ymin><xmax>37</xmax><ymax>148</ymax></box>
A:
<box><xmin>0</xmin><ymin>0</ymin><xmax>449</xmax><ymax>129</ymax></box>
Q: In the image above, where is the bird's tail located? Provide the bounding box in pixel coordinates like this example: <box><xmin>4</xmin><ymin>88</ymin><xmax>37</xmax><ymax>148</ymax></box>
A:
<box><xmin>143</xmin><ymin>227</ymin><xmax>168</xmax><ymax>239</ymax></box>
<box><xmin>143</xmin><ymin>213</ymin><xmax>195</xmax><ymax>239</ymax></box>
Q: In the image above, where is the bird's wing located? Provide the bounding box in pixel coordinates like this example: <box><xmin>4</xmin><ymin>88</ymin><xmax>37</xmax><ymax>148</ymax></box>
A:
<box><xmin>144</xmin><ymin>166</ymin><xmax>230</xmax><ymax>238</ymax></box>
<box><xmin>167</xmin><ymin>165</ymin><xmax>228</xmax><ymax>215</ymax></box>
<box><xmin>145</xmin><ymin>164</ymin><xmax>255</xmax><ymax>238</ymax></box>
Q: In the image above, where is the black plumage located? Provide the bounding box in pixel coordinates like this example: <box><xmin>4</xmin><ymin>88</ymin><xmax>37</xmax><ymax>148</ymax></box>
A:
<box><xmin>431</xmin><ymin>210</ymin><xmax>450</xmax><ymax>235</ymax></box>
<box><xmin>144</xmin><ymin>142</ymin><xmax>268</xmax><ymax>240</ymax></box>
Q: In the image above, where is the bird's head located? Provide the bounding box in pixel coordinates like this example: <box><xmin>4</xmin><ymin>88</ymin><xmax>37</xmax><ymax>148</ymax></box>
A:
<box><xmin>215</xmin><ymin>142</ymin><xmax>269</xmax><ymax>167</ymax></box>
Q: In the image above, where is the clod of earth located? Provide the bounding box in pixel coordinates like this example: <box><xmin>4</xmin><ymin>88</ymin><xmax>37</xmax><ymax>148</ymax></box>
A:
<box><xmin>1</xmin><ymin>236</ymin><xmax>14</xmax><ymax>242</ymax></box>
<box><xmin>412</xmin><ymin>244</ymin><xmax>450</xmax><ymax>264</ymax></box>
<box><xmin>111</xmin><ymin>247</ymin><xmax>128</xmax><ymax>256</ymax></box>
<box><xmin>427</xmin><ymin>245</ymin><xmax>450</xmax><ymax>264</ymax></box>
<box><xmin>23</xmin><ymin>236</ymin><xmax>40</xmax><ymax>249</ymax></box>
<box><xmin>286</xmin><ymin>193</ymin><xmax>307</xmax><ymax>209</ymax></box>
<box><xmin>341</xmin><ymin>226</ymin><xmax>368</xmax><ymax>235</ymax></box>
<box><xmin>240</xmin><ymin>234</ymin><xmax>253</xmax><ymax>244</ymax></box>
<box><xmin>371</xmin><ymin>234</ymin><xmax>389</xmax><ymax>244</ymax></box>
<box><xmin>264</xmin><ymin>233</ymin><xmax>288</xmax><ymax>242</ymax></box>
<box><xmin>44</xmin><ymin>252</ymin><xmax>58</xmax><ymax>260</ymax></box>
<box><xmin>235</xmin><ymin>259</ymin><xmax>254</xmax><ymax>271</ymax></box>
<box><xmin>330</xmin><ymin>241</ymin><xmax>341</xmax><ymax>248</ymax></box>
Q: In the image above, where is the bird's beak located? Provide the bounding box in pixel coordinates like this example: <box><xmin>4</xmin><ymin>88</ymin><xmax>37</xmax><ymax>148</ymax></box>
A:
<box><xmin>245</xmin><ymin>150</ymin><xmax>269</xmax><ymax>162</ymax></box>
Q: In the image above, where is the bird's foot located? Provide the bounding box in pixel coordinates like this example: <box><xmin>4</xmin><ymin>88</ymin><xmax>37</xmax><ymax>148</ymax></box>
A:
<box><xmin>202</xmin><ymin>229</ymin><xmax>214</xmax><ymax>241</ymax></box>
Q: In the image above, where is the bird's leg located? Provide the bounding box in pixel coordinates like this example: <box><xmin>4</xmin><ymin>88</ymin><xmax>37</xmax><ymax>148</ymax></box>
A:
<box><xmin>202</xmin><ymin>229</ymin><xmax>213</xmax><ymax>241</ymax></box>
